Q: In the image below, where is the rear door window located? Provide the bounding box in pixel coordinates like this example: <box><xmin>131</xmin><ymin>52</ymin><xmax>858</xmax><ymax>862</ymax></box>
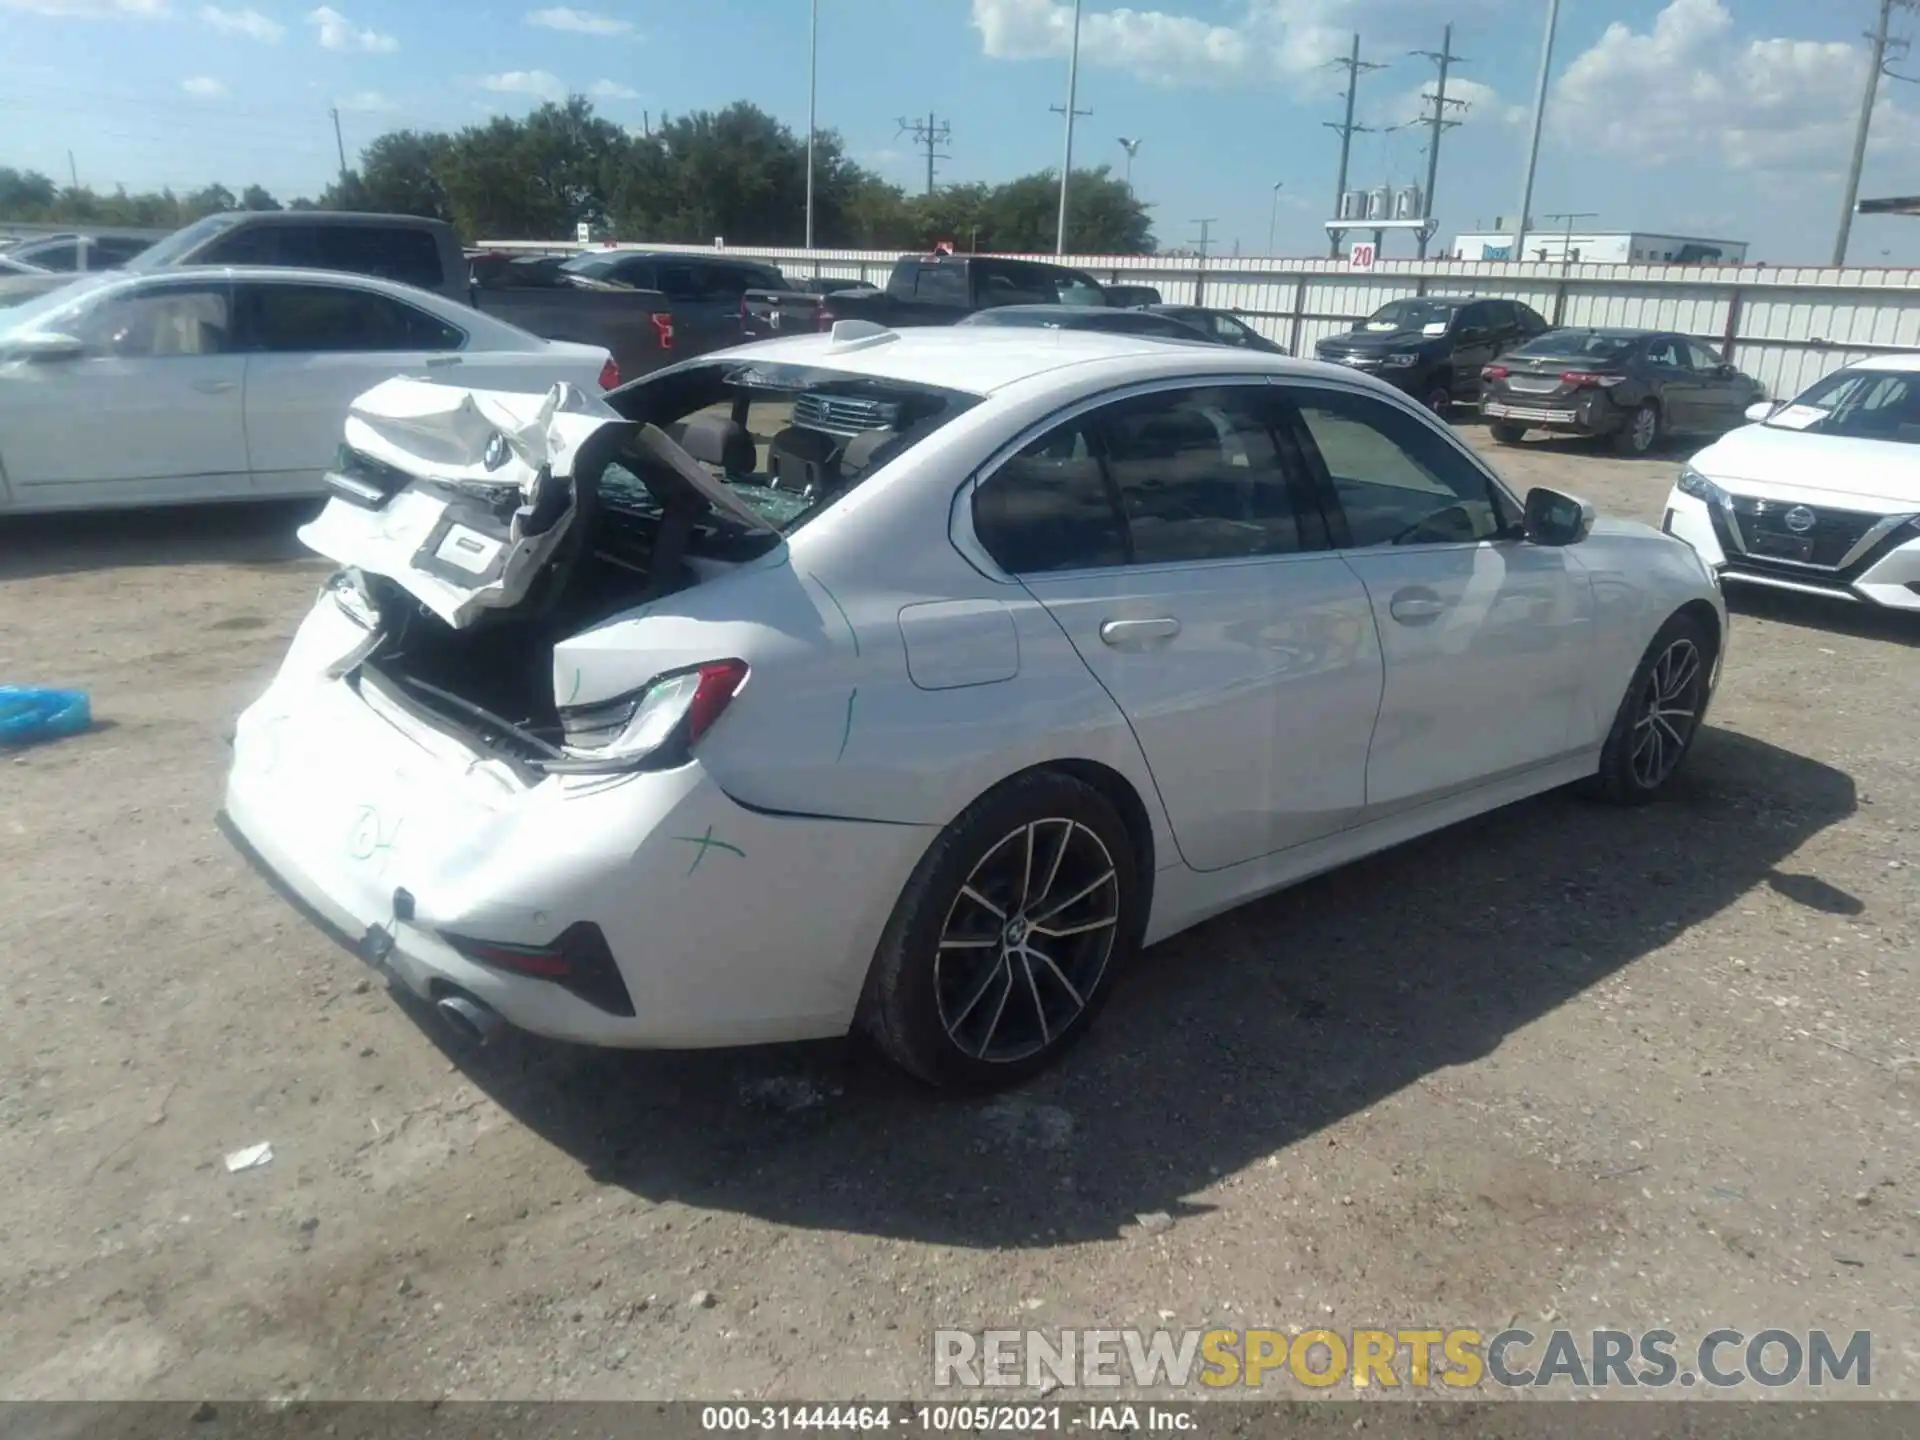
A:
<box><xmin>319</xmin><ymin>226</ymin><xmax>445</xmax><ymax>291</ymax></box>
<box><xmin>236</xmin><ymin>281</ymin><xmax>464</xmax><ymax>353</ymax></box>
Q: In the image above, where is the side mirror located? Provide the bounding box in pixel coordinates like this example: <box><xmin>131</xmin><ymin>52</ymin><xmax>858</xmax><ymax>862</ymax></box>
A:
<box><xmin>1715</xmin><ymin>362</ymin><xmax>1737</xmax><ymax>378</ymax></box>
<box><xmin>6</xmin><ymin>331</ymin><xmax>85</xmax><ymax>363</ymax></box>
<box><xmin>1744</xmin><ymin>400</ymin><xmax>1778</xmax><ymax>424</ymax></box>
<box><xmin>1523</xmin><ymin>486</ymin><xmax>1595</xmax><ymax>547</ymax></box>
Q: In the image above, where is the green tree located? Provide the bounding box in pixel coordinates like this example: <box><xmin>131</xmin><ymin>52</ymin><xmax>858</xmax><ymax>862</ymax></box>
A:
<box><xmin>183</xmin><ymin>183</ymin><xmax>238</xmax><ymax>219</ymax></box>
<box><xmin>353</xmin><ymin>130</ymin><xmax>453</xmax><ymax>218</ymax></box>
<box><xmin>0</xmin><ymin>168</ymin><xmax>58</xmax><ymax>220</ymax></box>
<box><xmin>239</xmin><ymin>183</ymin><xmax>282</xmax><ymax>211</ymax></box>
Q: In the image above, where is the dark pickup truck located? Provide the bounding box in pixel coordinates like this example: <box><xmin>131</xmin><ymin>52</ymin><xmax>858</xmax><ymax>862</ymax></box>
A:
<box><xmin>739</xmin><ymin>276</ymin><xmax>879</xmax><ymax>341</ymax></box>
<box><xmin>125</xmin><ymin>212</ymin><xmax>681</xmax><ymax>377</ymax></box>
<box><xmin>753</xmin><ymin>253</ymin><xmax>1113</xmax><ymax>335</ymax></box>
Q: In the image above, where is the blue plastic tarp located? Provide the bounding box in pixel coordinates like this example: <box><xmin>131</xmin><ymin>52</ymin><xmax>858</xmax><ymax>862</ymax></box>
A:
<box><xmin>0</xmin><ymin>687</ymin><xmax>92</xmax><ymax>747</ymax></box>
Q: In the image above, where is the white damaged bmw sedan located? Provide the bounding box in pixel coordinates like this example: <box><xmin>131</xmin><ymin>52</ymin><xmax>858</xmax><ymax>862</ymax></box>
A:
<box><xmin>221</xmin><ymin>323</ymin><xmax>1727</xmax><ymax>1089</ymax></box>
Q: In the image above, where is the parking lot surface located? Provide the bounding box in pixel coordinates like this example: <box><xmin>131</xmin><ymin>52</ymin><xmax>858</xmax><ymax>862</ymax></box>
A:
<box><xmin>1</xmin><ymin>428</ymin><xmax>1915</xmax><ymax>1400</ymax></box>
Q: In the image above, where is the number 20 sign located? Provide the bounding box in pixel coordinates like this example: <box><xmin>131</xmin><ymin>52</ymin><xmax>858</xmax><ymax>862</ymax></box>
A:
<box><xmin>1348</xmin><ymin>241</ymin><xmax>1378</xmax><ymax>272</ymax></box>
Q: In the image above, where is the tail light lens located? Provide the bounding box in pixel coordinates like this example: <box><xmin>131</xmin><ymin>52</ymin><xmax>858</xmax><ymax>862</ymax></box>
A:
<box><xmin>548</xmin><ymin>658</ymin><xmax>749</xmax><ymax>773</ymax></box>
<box><xmin>651</xmin><ymin>312</ymin><xmax>674</xmax><ymax>348</ymax></box>
<box><xmin>1562</xmin><ymin>370</ymin><xmax>1627</xmax><ymax>387</ymax></box>
<box><xmin>597</xmin><ymin>356</ymin><xmax>620</xmax><ymax>390</ymax></box>
<box><xmin>441</xmin><ymin>921</ymin><xmax>635</xmax><ymax>1016</ymax></box>
<box><xmin>1482</xmin><ymin>364</ymin><xmax>1509</xmax><ymax>380</ymax></box>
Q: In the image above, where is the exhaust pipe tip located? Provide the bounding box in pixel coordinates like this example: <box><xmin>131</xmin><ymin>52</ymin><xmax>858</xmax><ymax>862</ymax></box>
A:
<box><xmin>435</xmin><ymin>993</ymin><xmax>504</xmax><ymax>1047</ymax></box>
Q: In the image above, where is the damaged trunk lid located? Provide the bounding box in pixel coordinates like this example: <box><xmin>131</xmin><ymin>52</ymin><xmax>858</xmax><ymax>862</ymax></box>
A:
<box><xmin>299</xmin><ymin>375</ymin><xmax>780</xmax><ymax>630</ymax></box>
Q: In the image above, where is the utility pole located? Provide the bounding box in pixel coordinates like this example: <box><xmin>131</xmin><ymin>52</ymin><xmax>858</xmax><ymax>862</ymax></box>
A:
<box><xmin>1411</xmin><ymin>24</ymin><xmax>1469</xmax><ymax>258</ymax></box>
<box><xmin>1544</xmin><ymin>210</ymin><xmax>1597</xmax><ymax>273</ymax></box>
<box><xmin>1268</xmin><ymin>181</ymin><xmax>1284</xmax><ymax>255</ymax></box>
<box><xmin>67</xmin><ymin>151</ymin><xmax>78</xmax><ymax>190</ymax></box>
<box><xmin>805</xmin><ymin>0</ymin><xmax>817</xmax><ymax>250</ymax></box>
<box><xmin>1188</xmin><ymin>218</ymin><xmax>1218</xmax><ymax>259</ymax></box>
<box><xmin>330</xmin><ymin>106</ymin><xmax>347</xmax><ymax>180</ymax></box>
<box><xmin>1512</xmin><ymin>0</ymin><xmax>1561</xmax><ymax>260</ymax></box>
<box><xmin>1054</xmin><ymin>0</ymin><xmax>1087</xmax><ymax>255</ymax></box>
<box><xmin>1117</xmin><ymin>136</ymin><xmax>1142</xmax><ymax>194</ymax></box>
<box><xmin>1324</xmin><ymin>34</ymin><xmax>1387</xmax><ymax>257</ymax></box>
<box><xmin>895</xmin><ymin>112</ymin><xmax>952</xmax><ymax>196</ymax></box>
<box><xmin>1835</xmin><ymin>0</ymin><xmax>1919</xmax><ymax>265</ymax></box>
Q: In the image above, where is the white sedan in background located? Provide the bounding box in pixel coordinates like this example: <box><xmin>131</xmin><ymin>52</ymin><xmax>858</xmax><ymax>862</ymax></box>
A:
<box><xmin>223</xmin><ymin>325</ymin><xmax>1726</xmax><ymax>1089</ymax></box>
<box><xmin>1663</xmin><ymin>355</ymin><xmax>1920</xmax><ymax>610</ymax></box>
<box><xmin>0</xmin><ymin>266</ymin><xmax>616</xmax><ymax>514</ymax></box>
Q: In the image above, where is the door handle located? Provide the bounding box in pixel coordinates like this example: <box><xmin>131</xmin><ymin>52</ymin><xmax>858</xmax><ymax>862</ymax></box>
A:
<box><xmin>1387</xmin><ymin>588</ymin><xmax>1446</xmax><ymax>625</ymax></box>
<box><xmin>191</xmin><ymin>378</ymin><xmax>237</xmax><ymax>394</ymax></box>
<box><xmin>425</xmin><ymin>355</ymin><xmax>462</xmax><ymax>368</ymax></box>
<box><xmin>1099</xmin><ymin>617</ymin><xmax>1181</xmax><ymax>648</ymax></box>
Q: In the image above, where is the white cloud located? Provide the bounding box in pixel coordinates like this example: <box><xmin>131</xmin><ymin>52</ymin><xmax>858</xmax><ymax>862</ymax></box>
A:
<box><xmin>306</xmin><ymin>4</ymin><xmax>396</xmax><ymax>52</ymax></box>
<box><xmin>180</xmin><ymin>74</ymin><xmax>227</xmax><ymax>96</ymax></box>
<box><xmin>199</xmin><ymin>4</ymin><xmax>280</xmax><ymax>39</ymax></box>
<box><xmin>334</xmin><ymin>89</ymin><xmax>394</xmax><ymax>111</ymax></box>
<box><xmin>527</xmin><ymin>6</ymin><xmax>631</xmax><ymax>36</ymax></box>
<box><xmin>587</xmin><ymin>78</ymin><xmax>639</xmax><ymax>99</ymax></box>
<box><xmin>0</xmin><ymin>0</ymin><xmax>166</xmax><ymax>15</ymax></box>
<box><xmin>479</xmin><ymin>69</ymin><xmax>569</xmax><ymax>101</ymax></box>
<box><xmin>969</xmin><ymin>0</ymin><xmax>1502</xmax><ymax>89</ymax></box>
<box><xmin>1550</xmin><ymin>0</ymin><xmax>1904</xmax><ymax>173</ymax></box>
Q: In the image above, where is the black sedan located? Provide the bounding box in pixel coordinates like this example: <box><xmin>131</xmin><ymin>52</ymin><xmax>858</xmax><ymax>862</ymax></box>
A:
<box><xmin>956</xmin><ymin>304</ymin><xmax>1219</xmax><ymax>344</ymax></box>
<box><xmin>1144</xmin><ymin>305</ymin><xmax>1288</xmax><ymax>353</ymax></box>
<box><xmin>1480</xmin><ymin>328</ymin><xmax>1767</xmax><ymax>455</ymax></box>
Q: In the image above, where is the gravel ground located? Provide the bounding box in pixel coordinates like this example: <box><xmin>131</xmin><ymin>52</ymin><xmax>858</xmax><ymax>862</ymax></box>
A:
<box><xmin>0</xmin><ymin>425</ymin><xmax>1915</xmax><ymax>1404</ymax></box>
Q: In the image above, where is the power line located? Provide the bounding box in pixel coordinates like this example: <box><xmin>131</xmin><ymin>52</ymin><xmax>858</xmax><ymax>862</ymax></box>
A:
<box><xmin>895</xmin><ymin>111</ymin><xmax>952</xmax><ymax>196</ymax></box>
<box><xmin>1835</xmin><ymin>0</ymin><xmax>1920</xmax><ymax>264</ymax></box>
<box><xmin>1410</xmin><ymin>23</ymin><xmax>1469</xmax><ymax>258</ymax></box>
<box><xmin>1323</xmin><ymin>32</ymin><xmax>1388</xmax><ymax>257</ymax></box>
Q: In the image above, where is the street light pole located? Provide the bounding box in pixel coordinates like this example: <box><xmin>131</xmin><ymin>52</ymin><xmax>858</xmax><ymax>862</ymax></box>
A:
<box><xmin>1511</xmin><ymin>0</ymin><xmax>1561</xmax><ymax>260</ymax></box>
<box><xmin>1268</xmin><ymin>181</ymin><xmax>1283</xmax><ymax>255</ymax></box>
<box><xmin>1118</xmin><ymin>136</ymin><xmax>1142</xmax><ymax>194</ymax></box>
<box><xmin>804</xmin><ymin>0</ymin><xmax>818</xmax><ymax>251</ymax></box>
<box><xmin>1054</xmin><ymin>0</ymin><xmax>1084</xmax><ymax>255</ymax></box>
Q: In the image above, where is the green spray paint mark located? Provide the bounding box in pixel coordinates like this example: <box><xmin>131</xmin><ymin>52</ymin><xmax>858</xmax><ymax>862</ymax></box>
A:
<box><xmin>812</xmin><ymin>574</ymin><xmax>860</xmax><ymax>657</ymax></box>
<box><xmin>836</xmin><ymin>688</ymin><xmax>857</xmax><ymax>763</ymax></box>
<box><xmin>673</xmin><ymin>824</ymin><xmax>747</xmax><ymax>875</ymax></box>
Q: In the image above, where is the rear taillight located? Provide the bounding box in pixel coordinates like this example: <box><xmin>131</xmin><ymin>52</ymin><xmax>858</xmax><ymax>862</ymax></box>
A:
<box><xmin>597</xmin><ymin>356</ymin><xmax>620</xmax><ymax>390</ymax></box>
<box><xmin>441</xmin><ymin>921</ymin><xmax>635</xmax><ymax>1016</ymax></box>
<box><xmin>1482</xmin><ymin>364</ymin><xmax>1509</xmax><ymax>380</ymax></box>
<box><xmin>1562</xmin><ymin>370</ymin><xmax>1627</xmax><ymax>387</ymax></box>
<box><xmin>651</xmin><ymin>312</ymin><xmax>674</xmax><ymax>348</ymax></box>
<box><xmin>549</xmin><ymin>658</ymin><xmax>749</xmax><ymax>773</ymax></box>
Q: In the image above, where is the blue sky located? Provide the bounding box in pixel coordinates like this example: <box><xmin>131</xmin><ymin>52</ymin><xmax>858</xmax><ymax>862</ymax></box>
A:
<box><xmin>4</xmin><ymin>0</ymin><xmax>1919</xmax><ymax>263</ymax></box>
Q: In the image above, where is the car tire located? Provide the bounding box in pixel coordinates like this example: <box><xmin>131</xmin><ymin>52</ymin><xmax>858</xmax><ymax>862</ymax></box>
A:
<box><xmin>858</xmin><ymin>770</ymin><xmax>1143</xmax><ymax>1091</ymax></box>
<box><xmin>1489</xmin><ymin>421</ymin><xmax>1527</xmax><ymax>444</ymax></box>
<box><xmin>1422</xmin><ymin>384</ymin><xmax>1452</xmax><ymax>416</ymax></box>
<box><xmin>1583</xmin><ymin>612</ymin><xmax>1712</xmax><ymax>806</ymax></box>
<box><xmin>1613</xmin><ymin>401</ymin><xmax>1661</xmax><ymax>456</ymax></box>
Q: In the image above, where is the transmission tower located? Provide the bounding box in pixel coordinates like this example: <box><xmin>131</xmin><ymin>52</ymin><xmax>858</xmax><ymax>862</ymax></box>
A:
<box><xmin>896</xmin><ymin>112</ymin><xmax>953</xmax><ymax>196</ymax></box>
<box><xmin>1323</xmin><ymin>34</ymin><xmax>1388</xmax><ymax>257</ymax></box>
<box><xmin>1835</xmin><ymin>0</ymin><xmax>1920</xmax><ymax>264</ymax></box>
<box><xmin>1410</xmin><ymin>24</ymin><xmax>1469</xmax><ymax>258</ymax></box>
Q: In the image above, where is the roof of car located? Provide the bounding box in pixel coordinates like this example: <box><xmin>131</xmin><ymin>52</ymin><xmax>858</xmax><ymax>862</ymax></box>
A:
<box><xmin>715</xmin><ymin>324</ymin><xmax>1301</xmax><ymax>393</ymax></box>
<box><xmin>205</xmin><ymin>210</ymin><xmax>450</xmax><ymax>229</ymax></box>
<box><xmin>1843</xmin><ymin>351</ymin><xmax>1920</xmax><ymax>372</ymax></box>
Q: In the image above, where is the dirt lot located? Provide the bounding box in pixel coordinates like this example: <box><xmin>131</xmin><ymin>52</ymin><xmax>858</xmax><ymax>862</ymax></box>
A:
<box><xmin>1</xmin><ymin>427</ymin><xmax>1915</xmax><ymax>1403</ymax></box>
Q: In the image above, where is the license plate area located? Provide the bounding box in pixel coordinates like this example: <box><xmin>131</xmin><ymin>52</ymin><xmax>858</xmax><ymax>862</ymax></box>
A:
<box><xmin>1747</xmin><ymin>529</ymin><xmax>1815</xmax><ymax>563</ymax></box>
<box><xmin>1507</xmin><ymin>376</ymin><xmax>1561</xmax><ymax>394</ymax></box>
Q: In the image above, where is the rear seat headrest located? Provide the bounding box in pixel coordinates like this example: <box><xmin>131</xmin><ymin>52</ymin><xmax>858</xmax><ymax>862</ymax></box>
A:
<box><xmin>676</xmin><ymin>413</ymin><xmax>755</xmax><ymax>475</ymax></box>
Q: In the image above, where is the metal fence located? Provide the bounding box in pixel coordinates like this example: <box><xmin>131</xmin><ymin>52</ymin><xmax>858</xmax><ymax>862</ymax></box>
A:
<box><xmin>478</xmin><ymin>237</ymin><xmax>1920</xmax><ymax>400</ymax></box>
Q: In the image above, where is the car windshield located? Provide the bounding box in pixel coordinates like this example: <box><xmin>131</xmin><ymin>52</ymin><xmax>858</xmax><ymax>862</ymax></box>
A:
<box><xmin>1513</xmin><ymin>330</ymin><xmax>1640</xmax><ymax>362</ymax></box>
<box><xmin>124</xmin><ymin>213</ymin><xmax>240</xmax><ymax>270</ymax></box>
<box><xmin>1359</xmin><ymin>298</ymin><xmax>1462</xmax><ymax>333</ymax></box>
<box><xmin>560</xmin><ymin>253</ymin><xmax>620</xmax><ymax>279</ymax></box>
<box><xmin>0</xmin><ymin>271</ymin><xmax>117</xmax><ymax>333</ymax></box>
<box><xmin>1765</xmin><ymin>368</ymin><xmax>1920</xmax><ymax>443</ymax></box>
<box><xmin>609</xmin><ymin>359</ymin><xmax>984</xmax><ymax>534</ymax></box>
